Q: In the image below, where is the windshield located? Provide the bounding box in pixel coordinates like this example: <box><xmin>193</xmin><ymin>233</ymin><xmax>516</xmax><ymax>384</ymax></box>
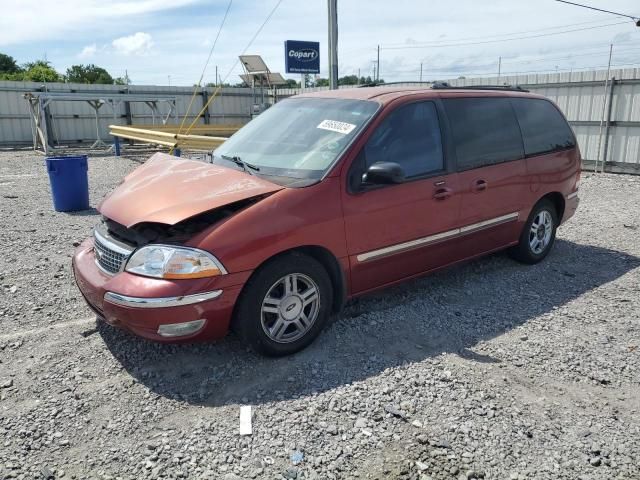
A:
<box><xmin>213</xmin><ymin>97</ymin><xmax>379</xmax><ymax>186</ymax></box>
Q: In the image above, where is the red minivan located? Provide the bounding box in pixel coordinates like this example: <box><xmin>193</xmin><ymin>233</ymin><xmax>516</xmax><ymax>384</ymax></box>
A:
<box><xmin>73</xmin><ymin>85</ymin><xmax>580</xmax><ymax>356</ymax></box>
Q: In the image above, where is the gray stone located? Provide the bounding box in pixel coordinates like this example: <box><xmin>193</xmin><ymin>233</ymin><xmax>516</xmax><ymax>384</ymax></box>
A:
<box><xmin>284</xmin><ymin>467</ymin><xmax>298</xmax><ymax>479</ymax></box>
<box><xmin>354</xmin><ymin>418</ymin><xmax>367</xmax><ymax>429</ymax></box>
<box><xmin>326</xmin><ymin>424</ymin><xmax>338</xmax><ymax>435</ymax></box>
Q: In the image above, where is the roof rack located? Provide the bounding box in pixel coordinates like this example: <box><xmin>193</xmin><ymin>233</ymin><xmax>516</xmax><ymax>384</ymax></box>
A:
<box><xmin>357</xmin><ymin>81</ymin><xmax>434</xmax><ymax>88</ymax></box>
<box><xmin>357</xmin><ymin>81</ymin><xmax>529</xmax><ymax>92</ymax></box>
<box><xmin>430</xmin><ymin>81</ymin><xmax>529</xmax><ymax>92</ymax></box>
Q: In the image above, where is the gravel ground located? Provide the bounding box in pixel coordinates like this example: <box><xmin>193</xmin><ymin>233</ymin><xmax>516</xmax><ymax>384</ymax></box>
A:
<box><xmin>1</xmin><ymin>149</ymin><xmax>639</xmax><ymax>480</ymax></box>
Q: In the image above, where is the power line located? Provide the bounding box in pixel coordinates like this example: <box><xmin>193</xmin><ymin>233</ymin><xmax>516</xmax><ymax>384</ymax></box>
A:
<box><xmin>491</xmin><ymin>43</ymin><xmax>640</xmax><ymax>66</ymax></box>
<box><xmin>381</xmin><ymin>61</ymin><xmax>640</xmax><ymax>79</ymax></box>
<box><xmin>490</xmin><ymin>61</ymin><xmax>640</xmax><ymax>76</ymax></box>
<box><xmin>382</xmin><ymin>17</ymin><xmax>628</xmax><ymax>48</ymax></box>
<box><xmin>381</xmin><ymin>52</ymin><xmax>640</xmax><ymax>73</ymax></box>
<box><xmin>501</xmin><ymin>47</ymin><xmax>640</xmax><ymax>66</ymax></box>
<box><xmin>341</xmin><ymin>17</ymin><xmax>628</xmax><ymax>58</ymax></box>
<box><xmin>201</xmin><ymin>0</ymin><xmax>234</xmax><ymax>84</ymax></box>
<box><xmin>184</xmin><ymin>0</ymin><xmax>284</xmax><ymax>135</ymax></box>
<box><xmin>555</xmin><ymin>0</ymin><xmax>639</xmax><ymax>24</ymax></box>
<box><xmin>220</xmin><ymin>0</ymin><xmax>285</xmax><ymax>82</ymax></box>
<box><xmin>382</xmin><ymin>21</ymin><xmax>630</xmax><ymax>50</ymax></box>
<box><xmin>381</xmin><ymin>45</ymin><xmax>640</xmax><ymax>74</ymax></box>
<box><xmin>178</xmin><ymin>0</ymin><xmax>233</xmax><ymax>134</ymax></box>
<box><xmin>342</xmin><ymin>39</ymin><xmax>640</xmax><ymax>82</ymax></box>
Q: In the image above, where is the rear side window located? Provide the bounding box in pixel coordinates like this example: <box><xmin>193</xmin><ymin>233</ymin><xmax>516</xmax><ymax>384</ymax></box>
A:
<box><xmin>364</xmin><ymin>101</ymin><xmax>444</xmax><ymax>178</ymax></box>
<box><xmin>511</xmin><ymin>98</ymin><xmax>576</xmax><ymax>156</ymax></box>
<box><xmin>443</xmin><ymin>97</ymin><xmax>524</xmax><ymax>171</ymax></box>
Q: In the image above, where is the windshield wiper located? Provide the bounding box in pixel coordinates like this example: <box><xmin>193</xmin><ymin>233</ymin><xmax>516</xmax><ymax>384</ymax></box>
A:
<box><xmin>220</xmin><ymin>154</ymin><xmax>260</xmax><ymax>175</ymax></box>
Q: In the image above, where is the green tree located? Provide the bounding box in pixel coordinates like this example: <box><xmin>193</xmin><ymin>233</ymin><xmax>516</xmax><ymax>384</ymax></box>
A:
<box><xmin>338</xmin><ymin>75</ymin><xmax>359</xmax><ymax>86</ymax></box>
<box><xmin>0</xmin><ymin>58</ymin><xmax>63</xmax><ymax>82</ymax></box>
<box><xmin>0</xmin><ymin>53</ymin><xmax>21</xmax><ymax>74</ymax></box>
<box><xmin>20</xmin><ymin>60</ymin><xmax>61</xmax><ymax>82</ymax></box>
<box><xmin>65</xmin><ymin>64</ymin><xmax>114</xmax><ymax>84</ymax></box>
<box><xmin>114</xmin><ymin>72</ymin><xmax>131</xmax><ymax>85</ymax></box>
<box><xmin>304</xmin><ymin>75</ymin><xmax>383</xmax><ymax>87</ymax></box>
<box><xmin>359</xmin><ymin>76</ymin><xmax>383</xmax><ymax>85</ymax></box>
<box><xmin>205</xmin><ymin>81</ymin><xmax>235</xmax><ymax>88</ymax></box>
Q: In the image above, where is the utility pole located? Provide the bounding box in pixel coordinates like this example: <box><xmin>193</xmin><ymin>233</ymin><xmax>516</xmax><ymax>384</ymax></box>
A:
<box><xmin>328</xmin><ymin>0</ymin><xmax>339</xmax><ymax>90</ymax></box>
<box><xmin>420</xmin><ymin>63</ymin><xmax>423</xmax><ymax>82</ymax></box>
<box><xmin>357</xmin><ymin>68</ymin><xmax>360</xmax><ymax>85</ymax></box>
<box><xmin>497</xmin><ymin>57</ymin><xmax>501</xmax><ymax>83</ymax></box>
<box><xmin>215</xmin><ymin>66</ymin><xmax>218</xmax><ymax>87</ymax></box>
<box><xmin>168</xmin><ymin>75</ymin><xmax>171</xmax><ymax>87</ymax></box>
<box><xmin>376</xmin><ymin>45</ymin><xmax>380</xmax><ymax>82</ymax></box>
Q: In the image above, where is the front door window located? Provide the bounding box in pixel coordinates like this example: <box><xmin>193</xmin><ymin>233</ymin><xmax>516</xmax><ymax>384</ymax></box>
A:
<box><xmin>363</xmin><ymin>101</ymin><xmax>444</xmax><ymax>179</ymax></box>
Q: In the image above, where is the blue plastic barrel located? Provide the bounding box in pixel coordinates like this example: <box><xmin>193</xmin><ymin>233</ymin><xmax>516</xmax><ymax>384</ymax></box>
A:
<box><xmin>45</xmin><ymin>155</ymin><xmax>90</xmax><ymax>212</ymax></box>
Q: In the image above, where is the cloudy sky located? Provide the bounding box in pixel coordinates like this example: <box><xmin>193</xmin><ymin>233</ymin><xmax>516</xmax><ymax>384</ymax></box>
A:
<box><xmin>0</xmin><ymin>0</ymin><xmax>639</xmax><ymax>85</ymax></box>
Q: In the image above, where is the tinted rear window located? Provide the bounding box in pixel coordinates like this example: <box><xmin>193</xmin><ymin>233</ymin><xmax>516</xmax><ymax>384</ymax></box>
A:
<box><xmin>511</xmin><ymin>98</ymin><xmax>576</xmax><ymax>156</ymax></box>
<box><xmin>443</xmin><ymin>97</ymin><xmax>524</xmax><ymax>171</ymax></box>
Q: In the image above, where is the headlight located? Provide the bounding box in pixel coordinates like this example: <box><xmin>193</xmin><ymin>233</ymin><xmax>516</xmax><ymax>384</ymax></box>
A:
<box><xmin>125</xmin><ymin>245</ymin><xmax>227</xmax><ymax>279</ymax></box>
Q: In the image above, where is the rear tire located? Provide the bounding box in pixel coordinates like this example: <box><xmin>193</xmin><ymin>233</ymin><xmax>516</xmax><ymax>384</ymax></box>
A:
<box><xmin>233</xmin><ymin>252</ymin><xmax>333</xmax><ymax>356</ymax></box>
<box><xmin>509</xmin><ymin>199</ymin><xmax>558</xmax><ymax>264</ymax></box>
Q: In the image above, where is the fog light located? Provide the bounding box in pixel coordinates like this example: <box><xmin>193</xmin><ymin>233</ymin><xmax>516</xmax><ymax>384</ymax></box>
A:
<box><xmin>157</xmin><ymin>319</ymin><xmax>205</xmax><ymax>338</ymax></box>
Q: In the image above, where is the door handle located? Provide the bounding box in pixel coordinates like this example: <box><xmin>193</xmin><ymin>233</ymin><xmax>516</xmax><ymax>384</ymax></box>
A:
<box><xmin>472</xmin><ymin>179</ymin><xmax>488</xmax><ymax>192</ymax></box>
<box><xmin>433</xmin><ymin>187</ymin><xmax>453</xmax><ymax>200</ymax></box>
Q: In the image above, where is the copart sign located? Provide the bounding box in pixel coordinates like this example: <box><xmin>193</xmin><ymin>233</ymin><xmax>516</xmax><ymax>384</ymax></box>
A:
<box><xmin>285</xmin><ymin>40</ymin><xmax>320</xmax><ymax>74</ymax></box>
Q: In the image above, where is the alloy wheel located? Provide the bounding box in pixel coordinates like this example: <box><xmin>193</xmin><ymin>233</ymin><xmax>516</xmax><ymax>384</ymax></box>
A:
<box><xmin>529</xmin><ymin>209</ymin><xmax>553</xmax><ymax>255</ymax></box>
<box><xmin>260</xmin><ymin>273</ymin><xmax>320</xmax><ymax>343</ymax></box>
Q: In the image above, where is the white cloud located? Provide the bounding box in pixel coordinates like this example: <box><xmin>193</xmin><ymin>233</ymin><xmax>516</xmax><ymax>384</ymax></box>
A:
<box><xmin>112</xmin><ymin>32</ymin><xmax>154</xmax><ymax>56</ymax></box>
<box><xmin>78</xmin><ymin>44</ymin><xmax>97</xmax><ymax>59</ymax></box>
<box><xmin>2</xmin><ymin>0</ymin><xmax>640</xmax><ymax>85</ymax></box>
<box><xmin>0</xmin><ymin>0</ymin><xmax>200</xmax><ymax>47</ymax></box>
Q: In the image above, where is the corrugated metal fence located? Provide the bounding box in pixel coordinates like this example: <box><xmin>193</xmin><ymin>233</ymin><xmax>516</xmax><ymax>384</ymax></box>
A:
<box><xmin>0</xmin><ymin>81</ymin><xmax>255</xmax><ymax>147</ymax></box>
<box><xmin>0</xmin><ymin>68</ymin><xmax>639</xmax><ymax>172</ymax></box>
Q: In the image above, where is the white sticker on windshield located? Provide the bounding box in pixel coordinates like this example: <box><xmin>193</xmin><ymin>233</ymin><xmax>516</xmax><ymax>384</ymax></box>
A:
<box><xmin>317</xmin><ymin>119</ymin><xmax>356</xmax><ymax>135</ymax></box>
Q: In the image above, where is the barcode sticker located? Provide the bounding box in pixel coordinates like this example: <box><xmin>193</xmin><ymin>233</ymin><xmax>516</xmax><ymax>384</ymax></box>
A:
<box><xmin>317</xmin><ymin>119</ymin><xmax>356</xmax><ymax>135</ymax></box>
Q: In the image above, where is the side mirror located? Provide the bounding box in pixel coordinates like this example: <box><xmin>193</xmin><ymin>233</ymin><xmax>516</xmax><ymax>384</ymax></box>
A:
<box><xmin>362</xmin><ymin>162</ymin><xmax>406</xmax><ymax>185</ymax></box>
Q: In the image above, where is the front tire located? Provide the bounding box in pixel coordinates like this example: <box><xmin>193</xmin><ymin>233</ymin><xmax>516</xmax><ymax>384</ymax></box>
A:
<box><xmin>509</xmin><ymin>199</ymin><xmax>558</xmax><ymax>264</ymax></box>
<box><xmin>233</xmin><ymin>252</ymin><xmax>333</xmax><ymax>356</ymax></box>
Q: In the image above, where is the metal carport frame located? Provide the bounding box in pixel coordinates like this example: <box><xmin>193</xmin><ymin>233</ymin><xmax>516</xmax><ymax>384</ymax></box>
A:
<box><xmin>23</xmin><ymin>92</ymin><xmax>177</xmax><ymax>154</ymax></box>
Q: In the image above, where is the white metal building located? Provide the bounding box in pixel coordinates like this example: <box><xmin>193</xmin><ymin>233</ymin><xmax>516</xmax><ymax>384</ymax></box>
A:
<box><xmin>0</xmin><ymin>68</ymin><xmax>638</xmax><ymax>173</ymax></box>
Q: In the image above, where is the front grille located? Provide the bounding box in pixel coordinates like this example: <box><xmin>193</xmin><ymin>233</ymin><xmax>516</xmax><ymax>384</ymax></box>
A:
<box><xmin>94</xmin><ymin>229</ymin><xmax>133</xmax><ymax>275</ymax></box>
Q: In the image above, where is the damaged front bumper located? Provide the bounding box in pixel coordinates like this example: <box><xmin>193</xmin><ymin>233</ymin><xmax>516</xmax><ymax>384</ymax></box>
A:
<box><xmin>72</xmin><ymin>238</ymin><xmax>245</xmax><ymax>342</ymax></box>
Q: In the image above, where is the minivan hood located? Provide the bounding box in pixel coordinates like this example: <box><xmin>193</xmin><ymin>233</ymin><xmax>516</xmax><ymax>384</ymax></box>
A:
<box><xmin>99</xmin><ymin>153</ymin><xmax>283</xmax><ymax>227</ymax></box>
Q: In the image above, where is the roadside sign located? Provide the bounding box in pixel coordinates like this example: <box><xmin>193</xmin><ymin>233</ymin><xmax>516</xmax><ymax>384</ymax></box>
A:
<box><xmin>285</xmin><ymin>40</ymin><xmax>320</xmax><ymax>74</ymax></box>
